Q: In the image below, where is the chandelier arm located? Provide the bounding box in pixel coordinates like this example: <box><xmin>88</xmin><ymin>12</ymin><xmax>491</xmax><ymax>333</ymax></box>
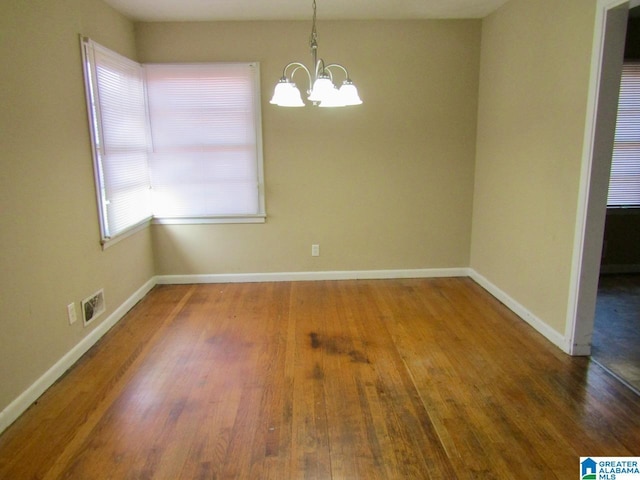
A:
<box><xmin>283</xmin><ymin>62</ymin><xmax>312</xmax><ymax>82</ymax></box>
<box><xmin>324</xmin><ymin>63</ymin><xmax>351</xmax><ymax>81</ymax></box>
<box><xmin>314</xmin><ymin>59</ymin><xmax>327</xmax><ymax>80</ymax></box>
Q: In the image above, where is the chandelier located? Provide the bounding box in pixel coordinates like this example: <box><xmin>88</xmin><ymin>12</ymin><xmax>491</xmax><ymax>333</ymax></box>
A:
<box><xmin>270</xmin><ymin>0</ymin><xmax>362</xmax><ymax>108</ymax></box>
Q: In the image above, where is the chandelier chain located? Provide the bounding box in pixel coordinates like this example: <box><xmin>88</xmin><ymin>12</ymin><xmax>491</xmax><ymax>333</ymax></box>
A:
<box><xmin>310</xmin><ymin>0</ymin><xmax>318</xmax><ymax>50</ymax></box>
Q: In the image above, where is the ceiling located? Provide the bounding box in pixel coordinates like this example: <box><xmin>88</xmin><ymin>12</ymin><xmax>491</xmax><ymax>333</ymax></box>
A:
<box><xmin>101</xmin><ymin>0</ymin><xmax>512</xmax><ymax>22</ymax></box>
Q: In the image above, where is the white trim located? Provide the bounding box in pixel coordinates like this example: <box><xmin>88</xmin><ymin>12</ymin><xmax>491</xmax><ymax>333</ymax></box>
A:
<box><xmin>156</xmin><ymin>268</ymin><xmax>471</xmax><ymax>285</ymax></box>
<box><xmin>566</xmin><ymin>0</ymin><xmax>630</xmax><ymax>356</ymax></box>
<box><xmin>570</xmin><ymin>343</ymin><xmax>592</xmax><ymax>357</ymax></box>
<box><xmin>252</xmin><ymin>62</ymin><xmax>266</xmax><ymax>217</ymax></box>
<box><xmin>152</xmin><ymin>215</ymin><xmax>266</xmax><ymax>225</ymax></box>
<box><xmin>102</xmin><ymin>218</ymin><xmax>152</xmax><ymax>250</ymax></box>
<box><xmin>468</xmin><ymin>270</ymin><xmax>568</xmax><ymax>353</ymax></box>
<box><xmin>0</xmin><ymin>277</ymin><xmax>157</xmax><ymax>435</ymax></box>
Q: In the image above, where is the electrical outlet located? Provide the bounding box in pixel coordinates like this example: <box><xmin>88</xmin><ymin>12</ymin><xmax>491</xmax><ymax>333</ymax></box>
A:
<box><xmin>82</xmin><ymin>289</ymin><xmax>105</xmax><ymax>326</ymax></box>
<box><xmin>67</xmin><ymin>303</ymin><xmax>77</xmax><ymax>325</ymax></box>
<box><xmin>312</xmin><ymin>244</ymin><xmax>320</xmax><ymax>257</ymax></box>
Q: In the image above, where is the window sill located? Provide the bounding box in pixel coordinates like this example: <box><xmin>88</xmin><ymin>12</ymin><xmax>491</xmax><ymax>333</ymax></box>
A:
<box><xmin>102</xmin><ymin>219</ymin><xmax>152</xmax><ymax>250</ymax></box>
<box><xmin>151</xmin><ymin>215</ymin><xmax>266</xmax><ymax>225</ymax></box>
<box><xmin>100</xmin><ymin>214</ymin><xmax>266</xmax><ymax>248</ymax></box>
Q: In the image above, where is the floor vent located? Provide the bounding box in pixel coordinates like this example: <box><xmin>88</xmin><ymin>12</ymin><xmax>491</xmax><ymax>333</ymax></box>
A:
<box><xmin>82</xmin><ymin>289</ymin><xmax>105</xmax><ymax>326</ymax></box>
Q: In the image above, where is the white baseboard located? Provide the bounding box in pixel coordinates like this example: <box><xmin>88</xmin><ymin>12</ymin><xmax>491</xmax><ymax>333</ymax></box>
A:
<box><xmin>0</xmin><ymin>277</ymin><xmax>157</xmax><ymax>435</ymax></box>
<box><xmin>569</xmin><ymin>343</ymin><xmax>592</xmax><ymax>356</ymax></box>
<box><xmin>468</xmin><ymin>270</ymin><xmax>568</xmax><ymax>353</ymax></box>
<box><xmin>156</xmin><ymin>267</ymin><xmax>472</xmax><ymax>285</ymax></box>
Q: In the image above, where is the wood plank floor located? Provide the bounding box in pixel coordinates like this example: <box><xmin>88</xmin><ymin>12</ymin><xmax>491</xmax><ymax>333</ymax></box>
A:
<box><xmin>1</xmin><ymin>278</ymin><xmax>639</xmax><ymax>479</ymax></box>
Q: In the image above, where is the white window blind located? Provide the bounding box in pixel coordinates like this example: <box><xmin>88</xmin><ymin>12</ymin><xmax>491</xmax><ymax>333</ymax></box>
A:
<box><xmin>144</xmin><ymin>63</ymin><xmax>264</xmax><ymax>219</ymax></box>
<box><xmin>81</xmin><ymin>38</ymin><xmax>152</xmax><ymax>241</ymax></box>
<box><xmin>608</xmin><ymin>62</ymin><xmax>640</xmax><ymax>207</ymax></box>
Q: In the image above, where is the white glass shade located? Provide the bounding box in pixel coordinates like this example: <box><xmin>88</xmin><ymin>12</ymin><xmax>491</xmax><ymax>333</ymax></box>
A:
<box><xmin>318</xmin><ymin>87</ymin><xmax>346</xmax><ymax>107</ymax></box>
<box><xmin>308</xmin><ymin>76</ymin><xmax>335</xmax><ymax>102</ymax></box>
<box><xmin>270</xmin><ymin>80</ymin><xmax>304</xmax><ymax>107</ymax></box>
<box><xmin>338</xmin><ymin>81</ymin><xmax>362</xmax><ymax>106</ymax></box>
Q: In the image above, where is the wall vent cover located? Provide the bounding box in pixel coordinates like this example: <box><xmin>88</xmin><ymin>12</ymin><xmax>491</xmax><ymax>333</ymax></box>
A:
<box><xmin>82</xmin><ymin>289</ymin><xmax>105</xmax><ymax>326</ymax></box>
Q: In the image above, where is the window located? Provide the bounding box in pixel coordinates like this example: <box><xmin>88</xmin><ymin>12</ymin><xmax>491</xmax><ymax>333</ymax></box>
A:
<box><xmin>80</xmin><ymin>38</ymin><xmax>265</xmax><ymax>245</ymax></box>
<box><xmin>608</xmin><ymin>62</ymin><xmax>640</xmax><ymax>207</ymax></box>
<box><xmin>81</xmin><ymin>38</ymin><xmax>152</xmax><ymax>241</ymax></box>
<box><xmin>145</xmin><ymin>64</ymin><xmax>265</xmax><ymax>221</ymax></box>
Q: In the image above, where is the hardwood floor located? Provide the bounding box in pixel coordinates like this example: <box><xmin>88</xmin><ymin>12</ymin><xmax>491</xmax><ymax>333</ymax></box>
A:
<box><xmin>1</xmin><ymin>278</ymin><xmax>639</xmax><ymax>479</ymax></box>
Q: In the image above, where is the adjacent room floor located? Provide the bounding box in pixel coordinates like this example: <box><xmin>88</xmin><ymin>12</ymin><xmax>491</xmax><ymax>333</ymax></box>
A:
<box><xmin>592</xmin><ymin>274</ymin><xmax>640</xmax><ymax>393</ymax></box>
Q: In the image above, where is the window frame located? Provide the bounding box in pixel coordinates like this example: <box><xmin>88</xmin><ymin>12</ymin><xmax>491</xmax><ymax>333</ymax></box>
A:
<box><xmin>144</xmin><ymin>62</ymin><xmax>266</xmax><ymax>225</ymax></box>
<box><xmin>80</xmin><ymin>37</ymin><xmax>154</xmax><ymax>245</ymax></box>
<box><xmin>80</xmin><ymin>37</ymin><xmax>266</xmax><ymax>247</ymax></box>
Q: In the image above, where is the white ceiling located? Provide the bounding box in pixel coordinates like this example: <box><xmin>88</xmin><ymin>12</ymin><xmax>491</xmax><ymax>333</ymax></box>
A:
<box><xmin>102</xmin><ymin>0</ymin><xmax>511</xmax><ymax>22</ymax></box>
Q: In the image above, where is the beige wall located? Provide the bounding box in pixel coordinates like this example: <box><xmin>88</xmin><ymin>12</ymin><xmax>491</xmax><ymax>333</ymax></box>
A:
<box><xmin>470</xmin><ymin>0</ymin><xmax>598</xmax><ymax>334</ymax></box>
<box><xmin>0</xmin><ymin>2</ymin><xmax>155</xmax><ymax>414</ymax></box>
<box><xmin>135</xmin><ymin>20</ymin><xmax>481</xmax><ymax>274</ymax></box>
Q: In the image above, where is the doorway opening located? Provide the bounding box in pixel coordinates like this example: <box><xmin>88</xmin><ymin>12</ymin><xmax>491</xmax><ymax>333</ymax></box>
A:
<box><xmin>591</xmin><ymin>6</ymin><xmax>640</xmax><ymax>391</ymax></box>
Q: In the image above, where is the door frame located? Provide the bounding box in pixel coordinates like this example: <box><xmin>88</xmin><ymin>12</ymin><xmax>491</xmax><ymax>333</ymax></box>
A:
<box><xmin>566</xmin><ymin>0</ymin><xmax>636</xmax><ymax>355</ymax></box>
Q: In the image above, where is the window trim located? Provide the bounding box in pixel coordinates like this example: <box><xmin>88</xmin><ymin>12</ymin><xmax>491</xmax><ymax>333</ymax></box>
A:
<box><xmin>80</xmin><ymin>36</ymin><xmax>154</xmax><ymax>244</ymax></box>
<box><xmin>144</xmin><ymin>62</ymin><xmax>266</xmax><ymax>222</ymax></box>
<box><xmin>80</xmin><ymin>36</ymin><xmax>113</xmax><ymax>243</ymax></box>
<box><xmin>80</xmin><ymin>37</ymin><xmax>266</xmax><ymax>246</ymax></box>
<box><xmin>152</xmin><ymin>214</ymin><xmax>266</xmax><ymax>225</ymax></box>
